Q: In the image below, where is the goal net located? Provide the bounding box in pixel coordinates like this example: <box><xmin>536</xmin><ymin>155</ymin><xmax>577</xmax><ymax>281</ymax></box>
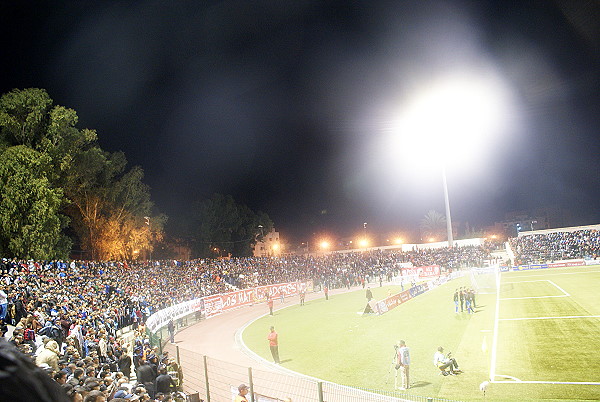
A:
<box><xmin>470</xmin><ymin>265</ymin><xmax>500</xmax><ymax>294</ymax></box>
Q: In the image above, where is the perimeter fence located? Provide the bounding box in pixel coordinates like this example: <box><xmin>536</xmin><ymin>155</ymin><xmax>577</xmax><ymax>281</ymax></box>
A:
<box><xmin>159</xmin><ymin>343</ymin><xmax>463</xmax><ymax>402</ymax></box>
<box><xmin>143</xmin><ymin>278</ymin><xmax>467</xmax><ymax>402</ymax></box>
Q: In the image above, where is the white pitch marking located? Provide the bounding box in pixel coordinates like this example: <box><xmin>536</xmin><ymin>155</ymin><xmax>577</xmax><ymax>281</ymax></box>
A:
<box><xmin>492</xmin><ymin>380</ymin><xmax>600</xmax><ymax>385</ymax></box>
<box><xmin>499</xmin><ymin>315</ymin><xmax>600</xmax><ymax>321</ymax></box>
<box><xmin>489</xmin><ymin>271</ymin><xmax>501</xmax><ymax>382</ymax></box>
<box><xmin>506</xmin><ymin>270</ymin><xmax>600</xmax><ymax>279</ymax></box>
<box><xmin>500</xmin><ymin>295</ymin><xmax>568</xmax><ymax>300</ymax></box>
<box><xmin>547</xmin><ymin>280</ymin><xmax>570</xmax><ymax>296</ymax></box>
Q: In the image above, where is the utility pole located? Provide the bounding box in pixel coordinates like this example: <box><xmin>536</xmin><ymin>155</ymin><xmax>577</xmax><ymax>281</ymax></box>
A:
<box><xmin>144</xmin><ymin>216</ymin><xmax>151</xmax><ymax>261</ymax></box>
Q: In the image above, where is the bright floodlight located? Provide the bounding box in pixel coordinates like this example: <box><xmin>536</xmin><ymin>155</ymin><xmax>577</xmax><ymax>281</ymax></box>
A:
<box><xmin>358</xmin><ymin>239</ymin><xmax>369</xmax><ymax>248</ymax></box>
<box><xmin>320</xmin><ymin>240</ymin><xmax>330</xmax><ymax>250</ymax></box>
<box><xmin>390</xmin><ymin>72</ymin><xmax>512</xmax><ymax>168</ymax></box>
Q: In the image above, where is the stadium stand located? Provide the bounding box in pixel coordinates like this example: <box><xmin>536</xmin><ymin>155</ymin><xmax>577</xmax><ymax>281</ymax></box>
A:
<box><xmin>0</xmin><ymin>244</ymin><xmax>497</xmax><ymax>401</ymax></box>
<box><xmin>509</xmin><ymin>227</ymin><xmax>600</xmax><ymax>265</ymax></box>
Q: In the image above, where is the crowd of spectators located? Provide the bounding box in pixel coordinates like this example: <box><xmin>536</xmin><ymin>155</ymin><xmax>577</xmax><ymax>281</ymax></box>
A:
<box><xmin>510</xmin><ymin>229</ymin><xmax>600</xmax><ymax>265</ymax></box>
<box><xmin>0</xmin><ymin>244</ymin><xmax>496</xmax><ymax>401</ymax></box>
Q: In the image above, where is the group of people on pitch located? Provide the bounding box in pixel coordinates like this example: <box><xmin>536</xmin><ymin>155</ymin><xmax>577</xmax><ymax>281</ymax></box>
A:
<box><xmin>393</xmin><ymin>342</ymin><xmax>462</xmax><ymax>391</ymax></box>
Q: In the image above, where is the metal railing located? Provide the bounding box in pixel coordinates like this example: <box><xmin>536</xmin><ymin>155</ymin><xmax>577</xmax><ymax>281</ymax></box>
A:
<box><xmin>155</xmin><ymin>343</ymin><xmax>463</xmax><ymax>402</ymax></box>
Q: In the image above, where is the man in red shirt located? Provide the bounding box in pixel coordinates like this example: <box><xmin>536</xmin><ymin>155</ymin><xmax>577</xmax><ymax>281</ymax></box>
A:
<box><xmin>267</xmin><ymin>297</ymin><xmax>274</xmax><ymax>316</ymax></box>
<box><xmin>267</xmin><ymin>326</ymin><xmax>280</xmax><ymax>364</ymax></box>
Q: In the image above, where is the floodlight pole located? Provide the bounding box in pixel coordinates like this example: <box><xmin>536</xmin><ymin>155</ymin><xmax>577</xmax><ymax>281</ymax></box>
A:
<box><xmin>442</xmin><ymin>164</ymin><xmax>454</xmax><ymax>247</ymax></box>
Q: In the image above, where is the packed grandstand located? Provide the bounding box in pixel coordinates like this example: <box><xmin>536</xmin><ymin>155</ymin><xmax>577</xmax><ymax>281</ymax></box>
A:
<box><xmin>0</xmin><ymin>227</ymin><xmax>599</xmax><ymax>401</ymax></box>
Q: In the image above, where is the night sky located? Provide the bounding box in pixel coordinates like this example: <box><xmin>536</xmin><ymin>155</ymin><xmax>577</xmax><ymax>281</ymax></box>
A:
<box><xmin>1</xmin><ymin>0</ymin><xmax>599</xmax><ymax>243</ymax></box>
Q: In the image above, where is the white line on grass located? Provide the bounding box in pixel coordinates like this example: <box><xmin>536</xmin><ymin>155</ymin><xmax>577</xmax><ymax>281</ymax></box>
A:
<box><xmin>492</xmin><ymin>380</ymin><xmax>600</xmax><ymax>385</ymax></box>
<box><xmin>489</xmin><ymin>271</ymin><xmax>501</xmax><ymax>381</ymax></box>
<box><xmin>547</xmin><ymin>280</ymin><xmax>570</xmax><ymax>296</ymax></box>
<box><xmin>500</xmin><ymin>279</ymin><xmax>570</xmax><ymax>300</ymax></box>
<box><xmin>507</xmin><ymin>270</ymin><xmax>600</xmax><ymax>279</ymax></box>
<box><xmin>500</xmin><ymin>295</ymin><xmax>568</xmax><ymax>300</ymax></box>
<box><xmin>499</xmin><ymin>315</ymin><xmax>600</xmax><ymax>321</ymax></box>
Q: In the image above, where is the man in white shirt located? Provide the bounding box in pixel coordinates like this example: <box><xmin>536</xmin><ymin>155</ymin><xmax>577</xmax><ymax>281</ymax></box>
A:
<box><xmin>0</xmin><ymin>288</ymin><xmax>8</xmax><ymax>321</ymax></box>
<box><xmin>396</xmin><ymin>340</ymin><xmax>411</xmax><ymax>390</ymax></box>
<box><xmin>433</xmin><ymin>346</ymin><xmax>461</xmax><ymax>375</ymax></box>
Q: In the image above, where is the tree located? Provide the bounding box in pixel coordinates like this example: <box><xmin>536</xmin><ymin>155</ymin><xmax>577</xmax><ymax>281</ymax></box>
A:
<box><xmin>0</xmin><ymin>88</ymin><xmax>164</xmax><ymax>259</ymax></box>
<box><xmin>0</xmin><ymin>88</ymin><xmax>53</xmax><ymax>148</ymax></box>
<box><xmin>0</xmin><ymin>146</ymin><xmax>71</xmax><ymax>258</ymax></box>
<box><xmin>420</xmin><ymin>210</ymin><xmax>447</xmax><ymax>241</ymax></box>
<box><xmin>191</xmin><ymin>194</ymin><xmax>273</xmax><ymax>257</ymax></box>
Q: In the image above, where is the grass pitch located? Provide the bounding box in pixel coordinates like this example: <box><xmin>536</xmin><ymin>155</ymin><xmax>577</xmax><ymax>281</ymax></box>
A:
<box><xmin>242</xmin><ymin>267</ymin><xmax>600</xmax><ymax>401</ymax></box>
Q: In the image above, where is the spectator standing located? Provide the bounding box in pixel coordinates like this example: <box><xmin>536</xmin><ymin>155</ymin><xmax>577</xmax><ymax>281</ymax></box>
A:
<box><xmin>0</xmin><ymin>287</ymin><xmax>7</xmax><ymax>321</ymax></box>
<box><xmin>234</xmin><ymin>383</ymin><xmax>249</xmax><ymax>402</ymax></box>
<box><xmin>267</xmin><ymin>326</ymin><xmax>280</xmax><ymax>364</ymax></box>
<box><xmin>155</xmin><ymin>366</ymin><xmax>177</xmax><ymax>394</ymax></box>
<box><xmin>136</xmin><ymin>358</ymin><xmax>156</xmax><ymax>384</ymax></box>
<box><xmin>267</xmin><ymin>297</ymin><xmax>274</xmax><ymax>316</ymax></box>
<box><xmin>453</xmin><ymin>290</ymin><xmax>459</xmax><ymax>313</ymax></box>
<box><xmin>167</xmin><ymin>319</ymin><xmax>175</xmax><ymax>344</ymax></box>
<box><xmin>117</xmin><ymin>348</ymin><xmax>132</xmax><ymax>379</ymax></box>
<box><xmin>396</xmin><ymin>340</ymin><xmax>410</xmax><ymax>390</ymax></box>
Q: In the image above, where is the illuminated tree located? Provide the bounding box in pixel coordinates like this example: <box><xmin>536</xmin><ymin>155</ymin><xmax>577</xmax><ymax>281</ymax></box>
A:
<box><xmin>0</xmin><ymin>88</ymin><xmax>165</xmax><ymax>259</ymax></box>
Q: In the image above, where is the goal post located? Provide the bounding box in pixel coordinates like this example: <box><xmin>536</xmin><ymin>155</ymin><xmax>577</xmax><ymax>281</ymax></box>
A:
<box><xmin>470</xmin><ymin>265</ymin><xmax>500</xmax><ymax>294</ymax></box>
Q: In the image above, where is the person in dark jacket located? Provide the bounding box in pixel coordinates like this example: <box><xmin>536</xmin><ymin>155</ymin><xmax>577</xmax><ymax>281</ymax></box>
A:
<box><xmin>136</xmin><ymin>359</ymin><xmax>156</xmax><ymax>384</ymax></box>
<box><xmin>117</xmin><ymin>349</ymin><xmax>132</xmax><ymax>379</ymax></box>
<box><xmin>155</xmin><ymin>367</ymin><xmax>177</xmax><ymax>394</ymax></box>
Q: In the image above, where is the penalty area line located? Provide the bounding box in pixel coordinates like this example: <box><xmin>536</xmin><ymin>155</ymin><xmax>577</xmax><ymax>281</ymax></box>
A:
<box><xmin>500</xmin><ymin>295</ymin><xmax>568</xmax><ymax>300</ymax></box>
<box><xmin>499</xmin><ymin>315</ymin><xmax>600</xmax><ymax>321</ymax></box>
<box><xmin>547</xmin><ymin>279</ymin><xmax>570</xmax><ymax>296</ymax></box>
<box><xmin>491</xmin><ymin>380</ymin><xmax>600</xmax><ymax>385</ymax></box>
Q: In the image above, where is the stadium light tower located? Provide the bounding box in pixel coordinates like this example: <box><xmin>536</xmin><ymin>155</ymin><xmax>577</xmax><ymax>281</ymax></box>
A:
<box><xmin>441</xmin><ymin>165</ymin><xmax>453</xmax><ymax>247</ymax></box>
<box><xmin>388</xmin><ymin>72</ymin><xmax>512</xmax><ymax>247</ymax></box>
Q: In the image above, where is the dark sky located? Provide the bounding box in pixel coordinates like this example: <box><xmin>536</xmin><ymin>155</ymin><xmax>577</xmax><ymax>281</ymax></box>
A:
<box><xmin>1</xmin><ymin>0</ymin><xmax>599</xmax><ymax>243</ymax></box>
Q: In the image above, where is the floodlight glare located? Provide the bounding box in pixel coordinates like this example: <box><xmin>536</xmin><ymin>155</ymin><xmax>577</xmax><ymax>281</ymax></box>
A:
<box><xmin>392</xmin><ymin>72</ymin><xmax>512</xmax><ymax>168</ymax></box>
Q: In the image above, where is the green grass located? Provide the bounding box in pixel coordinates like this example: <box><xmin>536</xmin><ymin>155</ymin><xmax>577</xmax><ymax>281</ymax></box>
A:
<box><xmin>242</xmin><ymin>266</ymin><xmax>600</xmax><ymax>401</ymax></box>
